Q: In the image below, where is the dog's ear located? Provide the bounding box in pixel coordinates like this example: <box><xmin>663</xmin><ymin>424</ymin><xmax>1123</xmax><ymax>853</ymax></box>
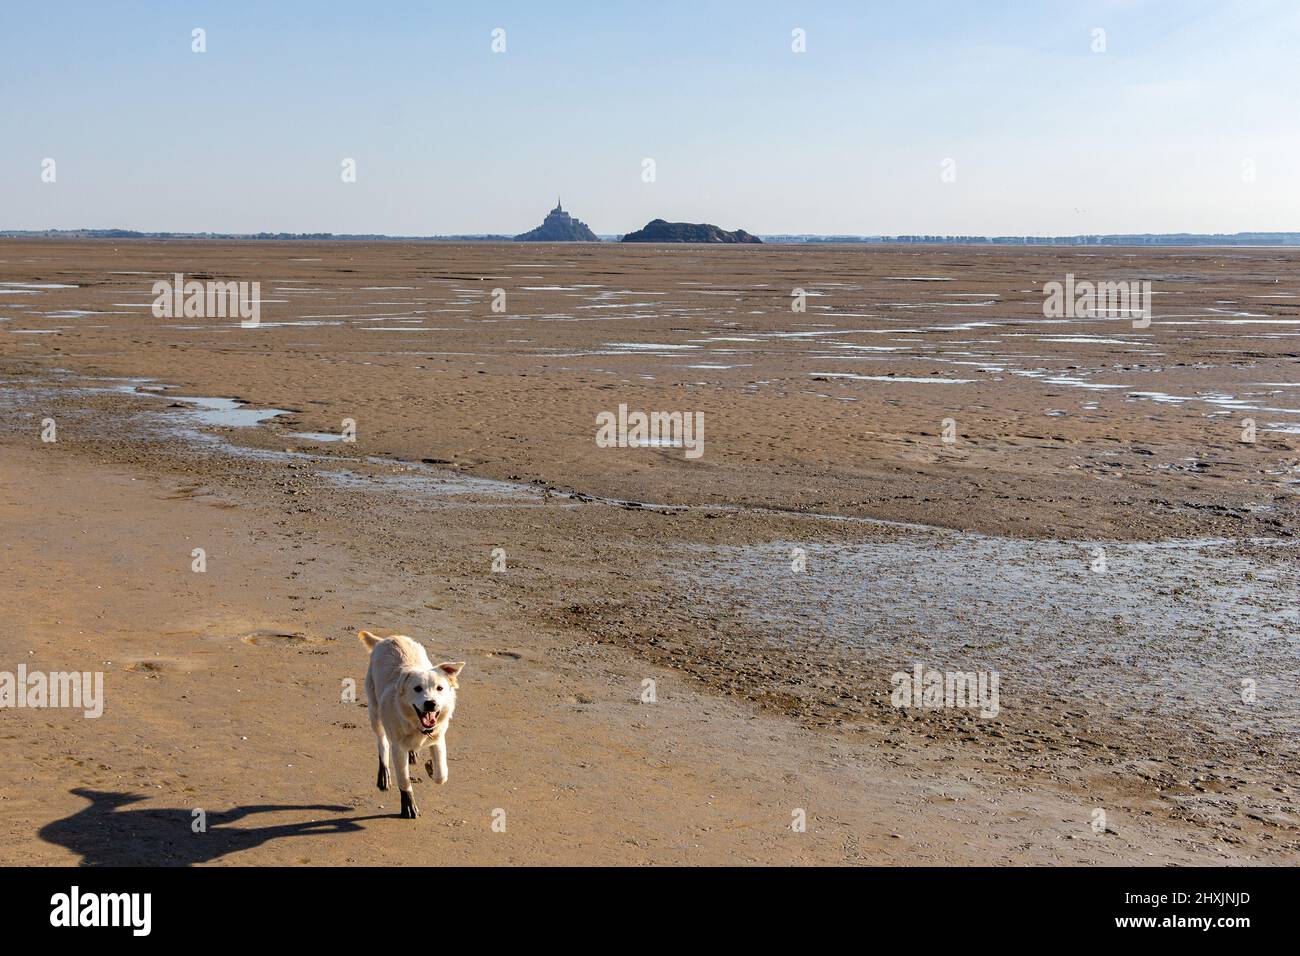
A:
<box><xmin>436</xmin><ymin>662</ymin><xmax>465</xmax><ymax>688</ymax></box>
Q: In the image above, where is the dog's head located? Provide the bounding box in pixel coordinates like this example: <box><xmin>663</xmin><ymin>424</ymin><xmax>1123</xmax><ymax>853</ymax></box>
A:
<box><xmin>399</xmin><ymin>661</ymin><xmax>465</xmax><ymax>733</ymax></box>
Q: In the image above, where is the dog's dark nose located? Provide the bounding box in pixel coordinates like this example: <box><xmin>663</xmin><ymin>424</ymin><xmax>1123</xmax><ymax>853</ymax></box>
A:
<box><xmin>423</xmin><ymin>701</ymin><xmax>437</xmax><ymax>714</ymax></box>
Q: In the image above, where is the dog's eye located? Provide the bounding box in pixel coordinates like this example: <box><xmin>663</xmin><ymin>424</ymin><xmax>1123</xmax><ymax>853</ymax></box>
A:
<box><xmin>413</xmin><ymin>686</ymin><xmax>422</xmax><ymax>693</ymax></box>
<box><xmin>437</xmin><ymin>685</ymin><xmax>445</xmax><ymax>692</ymax></box>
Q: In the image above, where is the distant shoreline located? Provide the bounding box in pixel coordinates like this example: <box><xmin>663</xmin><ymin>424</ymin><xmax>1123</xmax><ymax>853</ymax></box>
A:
<box><xmin>4</xmin><ymin>230</ymin><xmax>1300</xmax><ymax>247</ymax></box>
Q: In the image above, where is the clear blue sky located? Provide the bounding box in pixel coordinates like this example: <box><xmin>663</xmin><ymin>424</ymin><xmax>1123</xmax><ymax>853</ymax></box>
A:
<box><xmin>2</xmin><ymin>0</ymin><xmax>1297</xmax><ymax>235</ymax></box>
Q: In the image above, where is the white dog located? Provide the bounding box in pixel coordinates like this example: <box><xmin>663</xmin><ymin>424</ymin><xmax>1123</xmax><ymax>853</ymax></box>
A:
<box><xmin>359</xmin><ymin>631</ymin><xmax>465</xmax><ymax>819</ymax></box>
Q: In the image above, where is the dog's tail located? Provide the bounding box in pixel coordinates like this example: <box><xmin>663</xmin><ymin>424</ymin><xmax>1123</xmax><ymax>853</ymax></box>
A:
<box><xmin>358</xmin><ymin>630</ymin><xmax>382</xmax><ymax>651</ymax></box>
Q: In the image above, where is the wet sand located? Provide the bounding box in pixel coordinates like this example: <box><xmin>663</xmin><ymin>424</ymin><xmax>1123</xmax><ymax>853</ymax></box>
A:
<box><xmin>1</xmin><ymin>240</ymin><xmax>1297</xmax><ymax>864</ymax></box>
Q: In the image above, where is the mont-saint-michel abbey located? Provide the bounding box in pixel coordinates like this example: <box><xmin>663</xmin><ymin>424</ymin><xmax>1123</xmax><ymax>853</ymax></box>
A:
<box><xmin>514</xmin><ymin>199</ymin><xmax>600</xmax><ymax>241</ymax></box>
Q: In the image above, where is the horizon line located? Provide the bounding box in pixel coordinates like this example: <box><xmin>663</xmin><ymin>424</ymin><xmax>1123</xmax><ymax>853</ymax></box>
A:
<box><xmin>5</xmin><ymin>227</ymin><xmax>1300</xmax><ymax>248</ymax></box>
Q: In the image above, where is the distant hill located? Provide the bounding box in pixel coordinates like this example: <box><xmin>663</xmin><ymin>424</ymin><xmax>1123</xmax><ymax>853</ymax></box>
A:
<box><xmin>514</xmin><ymin>201</ymin><xmax>599</xmax><ymax>242</ymax></box>
<box><xmin>621</xmin><ymin>219</ymin><xmax>761</xmax><ymax>243</ymax></box>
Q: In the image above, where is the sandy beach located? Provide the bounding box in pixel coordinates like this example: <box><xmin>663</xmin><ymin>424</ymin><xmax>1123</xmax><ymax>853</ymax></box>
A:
<box><xmin>1</xmin><ymin>239</ymin><xmax>1297</xmax><ymax>865</ymax></box>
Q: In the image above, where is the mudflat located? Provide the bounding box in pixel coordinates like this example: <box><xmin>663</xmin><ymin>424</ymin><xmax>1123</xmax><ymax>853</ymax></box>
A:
<box><xmin>1</xmin><ymin>239</ymin><xmax>1296</xmax><ymax>864</ymax></box>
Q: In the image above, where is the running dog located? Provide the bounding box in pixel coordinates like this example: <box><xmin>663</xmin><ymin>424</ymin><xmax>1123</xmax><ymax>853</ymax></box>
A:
<box><xmin>359</xmin><ymin>630</ymin><xmax>465</xmax><ymax>819</ymax></box>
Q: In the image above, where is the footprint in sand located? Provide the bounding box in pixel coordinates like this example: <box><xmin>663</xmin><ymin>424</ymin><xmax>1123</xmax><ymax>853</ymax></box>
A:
<box><xmin>237</xmin><ymin>629</ymin><xmax>326</xmax><ymax>647</ymax></box>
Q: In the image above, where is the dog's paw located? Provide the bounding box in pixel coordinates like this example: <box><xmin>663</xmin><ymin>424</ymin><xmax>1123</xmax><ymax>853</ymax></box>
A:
<box><xmin>377</xmin><ymin>764</ymin><xmax>390</xmax><ymax>792</ymax></box>
<box><xmin>399</xmin><ymin>789</ymin><xmax>419</xmax><ymax>819</ymax></box>
<box><xmin>425</xmin><ymin>760</ymin><xmax>447</xmax><ymax>784</ymax></box>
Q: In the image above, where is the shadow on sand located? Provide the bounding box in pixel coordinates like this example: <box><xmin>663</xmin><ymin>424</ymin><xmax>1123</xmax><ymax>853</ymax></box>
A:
<box><xmin>39</xmin><ymin>788</ymin><xmax>385</xmax><ymax>866</ymax></box>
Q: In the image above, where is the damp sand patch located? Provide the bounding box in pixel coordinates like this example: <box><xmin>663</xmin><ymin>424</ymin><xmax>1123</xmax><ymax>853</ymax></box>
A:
<box><xmin>672</xmin><ymin>535</ymin><xmax>1300</xmax><ymax>742</ymax></box>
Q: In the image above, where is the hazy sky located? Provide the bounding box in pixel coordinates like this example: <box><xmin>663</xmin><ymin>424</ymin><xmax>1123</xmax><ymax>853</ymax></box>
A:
<box><xmin>3</xmin><ymin>0</ymin><xmax>1298</xmax><ymax>235</ymax></box>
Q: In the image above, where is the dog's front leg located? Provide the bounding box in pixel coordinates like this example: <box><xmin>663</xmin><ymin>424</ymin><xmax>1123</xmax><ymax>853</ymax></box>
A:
<box><xmin>374</xmin><ymin>727</ymin><xmax>391</xmax><ymax>792</ymax></box>
<box><xmin>394</xmin><ymin>737</ymin><xmax>419</xmax><ymax>819</ymax></box>
<box><xmin>425</xmin><ymin>735</ymin><xmax>448</xmax><ymax>785</ymax></box>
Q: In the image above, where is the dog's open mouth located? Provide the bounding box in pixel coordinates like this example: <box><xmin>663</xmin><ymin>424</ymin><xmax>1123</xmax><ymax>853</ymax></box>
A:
<box><xmin>414</xmin><ymin>705</ymin><xmax>439</xmax><ymax>730</ymax></box>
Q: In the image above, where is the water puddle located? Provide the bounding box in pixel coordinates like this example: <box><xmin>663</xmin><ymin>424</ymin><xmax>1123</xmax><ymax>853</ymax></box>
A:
<box><xmin>811</xmin><ymin>372</ymin><xmax>974</xmax><ymax>384</ymax></box>
<box><xmin>168</xmin><ymin>396</ymin><xmax>290</xmax><ymax>427</ymax></box>
<box><xmin>603</xmin><ymin>342</ymin><xmax>700</xmax><ymax>351</ymax></box>
<box><xmin>67</xmin><ymin>379</ymin><xmax>551</xmax><ymax>507</ymax></box>
<box><xmin>1042</xmin><ymin>376</ymin><xmax>1127</xmax><ymax>391</ymax></box>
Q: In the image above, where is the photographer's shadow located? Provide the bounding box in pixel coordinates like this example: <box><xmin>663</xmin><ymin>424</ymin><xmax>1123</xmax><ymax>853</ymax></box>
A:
<box><xmin>40</xmin><ymin>788</ymin><xmax>384</xmax><ymax>866</ymax></box>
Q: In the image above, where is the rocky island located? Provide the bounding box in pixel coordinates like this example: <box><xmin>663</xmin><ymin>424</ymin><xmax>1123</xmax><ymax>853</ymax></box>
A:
<box><xmin>515</xmin><ymin>200</ymin><xmax>600</xmax><ymax>242</ymax></box>
<box><xmin>621</xmin><ymin>219</ymin><xmax>761</xmax><ymax>243</ymax></box>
